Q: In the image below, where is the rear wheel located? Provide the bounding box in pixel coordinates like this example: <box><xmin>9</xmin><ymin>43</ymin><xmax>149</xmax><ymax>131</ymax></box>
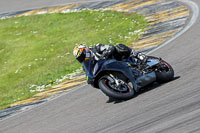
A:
<box><xmin>155</xmin><ymin>60</ymin><xmax>174</xmax><ymax>82</ymax></box>
<box><xmin>98</xmin><ymin>74</ymin><xmax>135</xmax><ymax>100</ymax></box>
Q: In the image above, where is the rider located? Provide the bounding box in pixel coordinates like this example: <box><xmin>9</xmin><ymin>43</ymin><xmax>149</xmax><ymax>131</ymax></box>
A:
<box><xmin>73</xmin><ymin>43</ymin><xmax>147</xmax><ymax>63</ymax></box>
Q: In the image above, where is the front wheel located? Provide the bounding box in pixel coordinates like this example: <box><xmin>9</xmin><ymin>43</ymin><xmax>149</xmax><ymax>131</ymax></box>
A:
<box><xmin>98</xmin><ymin>75</ymin><xmax>135</xmax><ymax>100</ymax></box>
<box><xmin>155</xmin><ymin>60</ymin><xmax>174</xmax><ymax>82</ymax></box>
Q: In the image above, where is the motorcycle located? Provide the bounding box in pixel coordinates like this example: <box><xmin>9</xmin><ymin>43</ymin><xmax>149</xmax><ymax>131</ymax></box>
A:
<box><xmin>82</xmin><ymin>55</ymin><xmax>174</xmax><ymax>100</ymax></box>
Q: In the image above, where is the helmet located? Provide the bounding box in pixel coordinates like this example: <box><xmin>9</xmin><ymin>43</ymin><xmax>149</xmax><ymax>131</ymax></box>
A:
<box><xmin>73</xmin><ymin>44</ymin><xmax>90</xmax><ymax>63</ymax></box>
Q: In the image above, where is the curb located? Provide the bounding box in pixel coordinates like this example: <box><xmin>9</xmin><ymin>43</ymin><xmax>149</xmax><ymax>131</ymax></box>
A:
<box><xmin>0</xmin><ymin>0</ymin><xmax>191</xmax><ymax>120</ymax></box>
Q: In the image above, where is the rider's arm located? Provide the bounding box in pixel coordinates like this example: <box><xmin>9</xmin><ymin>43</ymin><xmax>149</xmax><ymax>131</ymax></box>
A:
<box><xmin>91</xmin><ymin>43</ymin><xmax>115</xmax><ymax>60</ymax></box>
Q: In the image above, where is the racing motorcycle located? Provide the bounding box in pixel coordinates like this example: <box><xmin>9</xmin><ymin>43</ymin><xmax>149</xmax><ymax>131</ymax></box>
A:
<box><xmin>82</xmin><ymin>56</ymin><xmax>174</xmax><ymax>100</ymax></box>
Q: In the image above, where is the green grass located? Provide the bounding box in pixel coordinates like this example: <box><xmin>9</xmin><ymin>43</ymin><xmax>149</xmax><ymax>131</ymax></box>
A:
<box><xmin>0</xmin><ymin>10</ymin><xmax>147</xmax><ymax>110</ymax></box>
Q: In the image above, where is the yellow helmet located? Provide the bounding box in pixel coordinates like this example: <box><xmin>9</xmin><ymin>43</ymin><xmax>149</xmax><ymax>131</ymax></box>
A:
<box><xmin>73</xmin><ymin>44</ymin><xmax>89</xmax><ymax>63</ymax></box>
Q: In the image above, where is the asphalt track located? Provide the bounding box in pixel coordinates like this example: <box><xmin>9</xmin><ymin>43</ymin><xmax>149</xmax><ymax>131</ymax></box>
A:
<box><xmin>0</xmin><ymin>0</ymin><xmax>200</xmax><ymax>133</ymax></box>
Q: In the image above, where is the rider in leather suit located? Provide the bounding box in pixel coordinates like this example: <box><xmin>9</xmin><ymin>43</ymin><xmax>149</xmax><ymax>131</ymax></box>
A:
<box><xmin>90</xmin><ymin>43</ymin><xmax>147</xmax><ymax>63</ymax></box>
<box><xmin>73</xmin><ymin>43</ymin><xmax>147</xmax><ymax>63</ymax></box>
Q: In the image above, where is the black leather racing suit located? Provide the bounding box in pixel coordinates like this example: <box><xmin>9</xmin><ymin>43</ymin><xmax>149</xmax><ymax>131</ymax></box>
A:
<box><xmin>89</xmin><ymin>43</ymin><xmax>146</xmax><ymax>62</ymax></box>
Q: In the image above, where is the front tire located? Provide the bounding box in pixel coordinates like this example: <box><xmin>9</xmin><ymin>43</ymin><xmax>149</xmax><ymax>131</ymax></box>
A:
<box><xmin>98</xmin><ymin>75</ymin><xmax>135</xmax><ymax>100</ymax></box>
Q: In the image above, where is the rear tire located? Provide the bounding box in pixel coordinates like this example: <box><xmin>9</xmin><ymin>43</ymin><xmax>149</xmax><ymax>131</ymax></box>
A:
<box><xmin>98</xmin><ymin>75</ymin><xmax>135</xmax><ymax>100</ymax></box>
<box><xmin>156</xmin><ymin>60</ymin><xmax>174</xmax><ymax>82</ymax></box>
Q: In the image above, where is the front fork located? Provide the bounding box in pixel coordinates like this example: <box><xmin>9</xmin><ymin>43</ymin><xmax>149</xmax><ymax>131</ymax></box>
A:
<box><xmin>107</xmin><ymin>73</ymin><xmax>131</xmax><ymax>92</ymax></box>
<box><xmin>108</xmin><ymin>73</ymin><xmax>125</xmax><ymax>87</ymax></box>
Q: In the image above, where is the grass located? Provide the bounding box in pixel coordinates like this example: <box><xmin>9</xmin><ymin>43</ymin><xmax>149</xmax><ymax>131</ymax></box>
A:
<box><xmin>0</xmin><ymin>10</ymin><xmax>148</xmax><ymax>110</ymax></box>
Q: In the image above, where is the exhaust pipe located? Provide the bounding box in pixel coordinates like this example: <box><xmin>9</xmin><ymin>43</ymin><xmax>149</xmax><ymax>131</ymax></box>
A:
<box><xmin>136</xmin><ymin>72</ymin><xmax>156</xmax><ymax>89</ymax></box>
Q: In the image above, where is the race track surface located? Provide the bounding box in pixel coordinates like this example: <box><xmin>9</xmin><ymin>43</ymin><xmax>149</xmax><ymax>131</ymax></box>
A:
<box><xmin>0</xmin><ymin>0</ymin><xmax>109</xmax><ymax>13</ymax></box>
<box><xmin>0</xmin><ymin>0</ymin><xmax>200</xmax><ymax>133</ymax></box>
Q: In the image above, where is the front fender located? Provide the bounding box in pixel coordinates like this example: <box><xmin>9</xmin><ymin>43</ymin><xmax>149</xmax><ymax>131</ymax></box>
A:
<box><xmin>94</xmin><ymin>61</ymin><xmax>139</xmax><ymax>92</ymax></box>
